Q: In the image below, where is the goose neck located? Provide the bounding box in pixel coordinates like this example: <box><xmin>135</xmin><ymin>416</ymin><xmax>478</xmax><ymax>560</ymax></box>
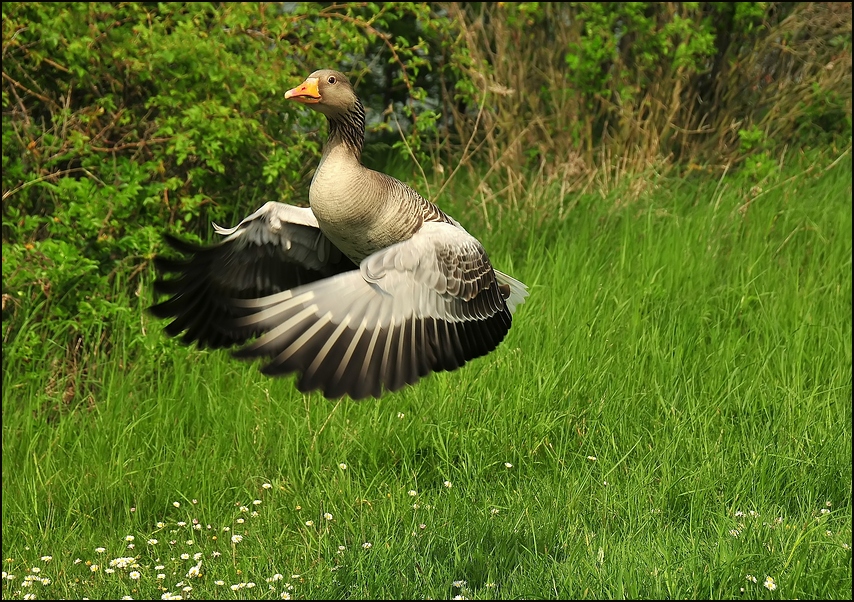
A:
<box><xmin>325</xmin><ymin>98</ymin><xmax>365</xmax><ymax>161</ymax></box>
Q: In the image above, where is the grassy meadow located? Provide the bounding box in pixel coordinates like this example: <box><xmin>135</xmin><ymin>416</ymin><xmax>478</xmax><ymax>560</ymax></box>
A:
<box><xmin>2</xmin><ymin>157</ymin><xmax>851</xmax><ymax>600</ymax></box>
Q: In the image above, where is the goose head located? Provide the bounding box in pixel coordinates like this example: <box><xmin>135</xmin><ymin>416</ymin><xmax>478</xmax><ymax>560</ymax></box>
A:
<box><xmin>285</xmin><ymin>69</ymin><xmax>366</xmax><ymax>154</ymax></box>
<box><xmin>284</xmin><ymin>69</ymin><xmax>357</xmax><ymax>119</ymax></box>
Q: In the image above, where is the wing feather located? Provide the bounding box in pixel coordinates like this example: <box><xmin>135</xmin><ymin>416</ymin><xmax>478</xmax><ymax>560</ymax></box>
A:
<box><xmin>230</xmin><ymin>221</ymin><xmax>527</xmax><ymax>399</ymax></box>
<box><xmin>152</xmin><ymin>207</ymin><xmax>528</xmax><ymax>399</ymax></box>
<box><xmin>149</xmin><ymin>202</ymin><xmax>357</xmax><ymax>349</ymax></box>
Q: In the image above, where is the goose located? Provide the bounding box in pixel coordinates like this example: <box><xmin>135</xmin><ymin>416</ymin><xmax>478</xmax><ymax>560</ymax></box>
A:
<box><xmin>150</xmin><ymin>69</ymin><xmax>528</xmax><ymax>399</ymax></box>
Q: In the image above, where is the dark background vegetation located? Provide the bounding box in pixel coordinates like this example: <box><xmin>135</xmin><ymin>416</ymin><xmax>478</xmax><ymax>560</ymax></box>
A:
<box><xmin>2</xmin><ymin>2</ymin><xmax>851</xmax><ymax>397</ymax></box>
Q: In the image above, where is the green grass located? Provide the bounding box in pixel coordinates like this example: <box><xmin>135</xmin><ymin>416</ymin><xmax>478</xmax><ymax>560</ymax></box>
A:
<box><xmin>2</xmin><ymin>158</ymin><xmax>851</xmax><ymax>600</ymax></box>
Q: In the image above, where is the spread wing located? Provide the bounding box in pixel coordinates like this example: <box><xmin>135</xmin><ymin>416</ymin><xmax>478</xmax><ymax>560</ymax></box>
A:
<box><xmin>149</xmin><ymin>201</ymin><xmax>358</xmax><ymax>349</ymax></box>
<box><xmin>230</xmin><ymin>221</ymin><xmax>528</xmax><ymax>399</ymax></box>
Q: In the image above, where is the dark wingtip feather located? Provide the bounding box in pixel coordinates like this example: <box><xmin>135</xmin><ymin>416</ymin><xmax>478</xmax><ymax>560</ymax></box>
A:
<box><xmin>161</xmin><ymin>232</ymin><xmax>211</xmax><ymax>255</ymax></box>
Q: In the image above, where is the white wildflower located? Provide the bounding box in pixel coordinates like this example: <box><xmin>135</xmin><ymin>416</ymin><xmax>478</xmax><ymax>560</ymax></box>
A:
<box><xmin>186</xmin><ymin>560</ymin><xmax>202</xmax><ymax>578</ymax></box>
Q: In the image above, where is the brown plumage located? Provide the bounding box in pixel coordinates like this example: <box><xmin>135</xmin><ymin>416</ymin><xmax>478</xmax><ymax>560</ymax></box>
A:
<box><xmin>150</xmin><ymin>69</ymin><xmax>528</xmax><ymax>399</ymax></box>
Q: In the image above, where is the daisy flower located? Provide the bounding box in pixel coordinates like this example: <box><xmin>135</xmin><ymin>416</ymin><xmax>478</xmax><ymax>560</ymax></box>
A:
<box><xmin>763</xmin><ymin>576</ymin><xmax>777</xmax><ymax>591</ymax></box>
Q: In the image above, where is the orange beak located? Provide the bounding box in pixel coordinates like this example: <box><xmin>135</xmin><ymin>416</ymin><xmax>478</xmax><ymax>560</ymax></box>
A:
<box><xmin>284</xmin><ymin>77</ymin><xmax>321</xmax><ymax>103</ymax></box>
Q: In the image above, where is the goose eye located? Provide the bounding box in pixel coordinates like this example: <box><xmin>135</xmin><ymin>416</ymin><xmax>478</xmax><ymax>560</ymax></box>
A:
<box><xmin>327</xmin><ymin>76</ymin><xmax>336</xmax><ymax>84</ymax></box>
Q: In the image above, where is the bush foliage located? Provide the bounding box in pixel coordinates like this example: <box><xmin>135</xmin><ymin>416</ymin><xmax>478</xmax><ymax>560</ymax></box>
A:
<box><xmin>2</xmin><ymin>2</ymin><xmax>851</xmax><ymax>380</ymax></box>
<box><xmin>2</xmin><ymin>2</ymin><xmax>457</xmax><ymax>373</ymax></box>
<box><xmin>446</xmin><ymin>2</ymin><xmax>851</xmax><ymax>190</ymax></box>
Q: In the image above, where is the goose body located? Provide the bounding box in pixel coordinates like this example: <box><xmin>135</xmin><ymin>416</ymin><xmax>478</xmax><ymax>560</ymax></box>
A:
<box><xmin>150</xmin><ymin>69</ymin><xmax>527</xmax><ymax>399</ymax></box>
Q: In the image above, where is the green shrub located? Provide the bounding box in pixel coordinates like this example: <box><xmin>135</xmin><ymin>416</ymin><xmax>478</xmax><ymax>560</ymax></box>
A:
<box><xmin>1</xmin><ymin>2</ymin><xmax>461</xmax><ymax>382</ymax></box>
<box><xmin>445</xmin><ymin>2</ymin><xmax>851</xmax><ymax>193</ymax></box>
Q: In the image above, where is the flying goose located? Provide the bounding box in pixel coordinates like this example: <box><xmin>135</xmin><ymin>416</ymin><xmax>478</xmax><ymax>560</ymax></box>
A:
<box><xmin>150</xmin><ymin>69</ymin><xmax>528</xmax><ymax>399</ymax></box>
